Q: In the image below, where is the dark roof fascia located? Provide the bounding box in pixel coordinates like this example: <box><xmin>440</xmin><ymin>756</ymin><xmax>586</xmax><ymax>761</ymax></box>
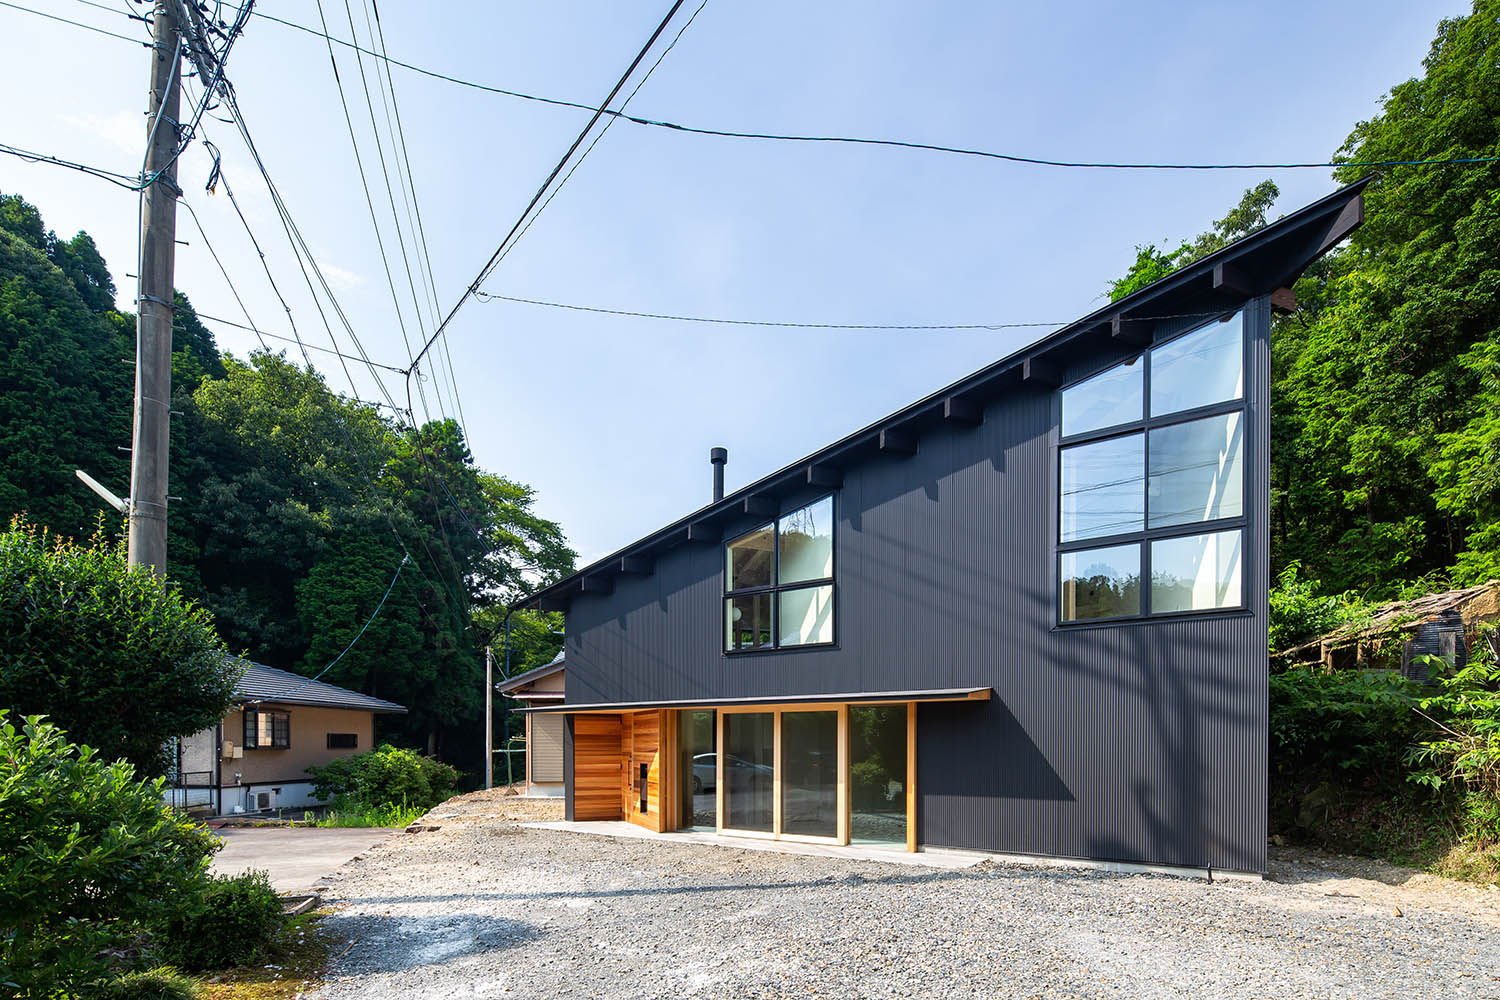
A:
<box><xmin>231</xmin><ymin>659</ymin><xmax>409</xmax><ymax>714</ymax></box>
<box><xmin>517</xmin><ymin>687</ymin><xmax>992</xmax><ymax>714</ymax></box>
<box><xmin>515</xmin><ymin>180</ymin><xmax>1368</xmax><ymax>613</ymax></box>
<box><xmin>495</xmin><ymin>658</ymin><xmax>566</xmax><ymax>694</ymax></box>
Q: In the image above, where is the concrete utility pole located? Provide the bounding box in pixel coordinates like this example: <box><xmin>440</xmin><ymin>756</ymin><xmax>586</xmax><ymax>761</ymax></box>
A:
<box><xmin>484</xmin><ymin>645</ymin><xmax>495</xmax><ymax>789</ymax></box>
<box><xmin>128</xmin><ymin>2</ymin><xmax>182</xmax><ymax>576</ymax></box>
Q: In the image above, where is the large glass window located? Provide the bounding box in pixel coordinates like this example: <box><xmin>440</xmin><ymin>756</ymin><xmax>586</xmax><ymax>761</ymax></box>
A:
<box><xmin>780</xmin><ymin>711</ymin><xmax>838</xmax><ymax>838</ymax></box>
<box><xmin>1056</xmin><ymin>312</ymin><xmax>1247</xmax><ymax>622</ymax></box>
<box><xmin>1061</xmin><ymin>358</ymin><xmax>1142</xmax><ymax>436</ymax></box>
<box><xmin>678</xmin><ymin>710</ymin><xmax>717</xmax><ymax>830</ymax></box>
<box><xmin>1151</xmin><ymin>530</ymin><xmax>1243</xmax><ymax>613</ymax></box>
<box><xmin>1150</xmin><ymin>314</ymin><xmax>1244</xmax><ymax>415</ymax></box>
<box><xmin>724</xmin><ymin>496</ymin><xmax>835</xmax><ymax>652</ymax></box>
<box><xmin>850</xmin><ymin>706</ymin><xmax>908</xmax><ymax>846</ymax></box>
<box><xmin>723</xmin><ymin>712</ymin><xmax>774</xmax><ymax>832</ymax></box>
<box><xmin>1060</xmin><ymin>544</ymin><xmax>1142</xmax><ymax>622</ymax></box>
<box><xmin>1060</xmin><ymin>433</ymin><xmax>1144</xmax><ymax>542</ymax></box>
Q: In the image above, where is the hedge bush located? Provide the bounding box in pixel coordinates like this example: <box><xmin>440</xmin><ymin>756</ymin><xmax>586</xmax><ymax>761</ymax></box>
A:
<box><xmin>306</xmin><ymin>743</ymin><xmax>459</xmax><ymax>811</ymax></box>
<box><xmin>155</xmin><ymin>870</ymin><xmax>285</xmax><ymax>972</ymax></box>
<box><xmin>0</xmin><ymin>517</ymin><xmax>239</xmax><ymax>774</ymax></box>
<box><xmin>0</xmin><ymin>713</ymin><xmax>220</xmax><ymax>998</ymax></box>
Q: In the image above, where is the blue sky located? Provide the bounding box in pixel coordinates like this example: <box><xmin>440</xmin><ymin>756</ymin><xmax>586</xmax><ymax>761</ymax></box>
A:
<box><xmin>0</xmin><ymin>0</ymin><xmax>1463</xmax><ymax>565</ymax></box>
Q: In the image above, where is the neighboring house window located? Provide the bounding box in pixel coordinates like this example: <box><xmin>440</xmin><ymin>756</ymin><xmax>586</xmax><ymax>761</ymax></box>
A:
<box><xmin>243</xmin><ymin>709</ymin><xmax>290</xmax><ymax>749</ymax></box>
<box><xmin>1058</xmin><ymin>312</ymin><xmax>1247</xmax><ymax>623</ymax></box>
<box><xmin>724</xmin><ymin>495</ymin><xmax>835</xmax><ymax>651</ymax></box>
<box><xmin>326</xmin><ymin>733</ymin><xmax>358</xmax><ymax>749</ymax></box>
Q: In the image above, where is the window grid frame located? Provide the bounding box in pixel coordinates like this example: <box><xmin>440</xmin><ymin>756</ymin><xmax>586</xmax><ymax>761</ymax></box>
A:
<box><xmin>1056</xmin><ymin>313</ymin><xmax>1250</xmax><ymax>625</ymax></box>
<box><xmin>243</xmin><ymin>708</ymin><xmax>291</xmax><ymax>750</ymax></box>
<box><xmin>723</xmin><ymin>494</ymin><xmax>837</xmax><ymax>655</ymax></box>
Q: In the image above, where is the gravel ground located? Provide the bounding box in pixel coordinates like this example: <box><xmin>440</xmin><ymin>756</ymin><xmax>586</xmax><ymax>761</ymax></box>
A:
<box><xmin>310</xmin><ymin>791</ymin><xmax>1500</xmax><ymax>999</ymax></box>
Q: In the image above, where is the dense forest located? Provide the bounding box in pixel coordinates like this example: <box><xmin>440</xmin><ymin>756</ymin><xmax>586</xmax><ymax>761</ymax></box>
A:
<box><xmin>0</xmin><ymin>194</ymin><xmax>573</xmax><ymax>770</ymax></box>
<box><xmin>1112</xmin><ymin>0</ymin><xmax>1500</xmax><ymax>607</ymax></box>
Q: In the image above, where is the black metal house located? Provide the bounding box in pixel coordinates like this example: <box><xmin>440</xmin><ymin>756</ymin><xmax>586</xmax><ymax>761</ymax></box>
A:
<box><xmin>512</xmin><ymin>183</ymin><xmax>1367</xmax><ymax>876</ymax></box>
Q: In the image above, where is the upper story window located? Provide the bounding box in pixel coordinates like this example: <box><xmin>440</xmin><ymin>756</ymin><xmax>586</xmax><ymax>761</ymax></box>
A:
<box><xmin>243</xmin><ymin>708</ymin><xmax>290</xmax><ymax>749</ymax></box>
<box><xmin>724</xmin><ymin>495</ymin><xmax>835</xmax><ymax>652</ymax></box>
<box><xmin>1057</xmin><ymin>313</ymin><xmax>1247</xmax><ymax>624</ymax></box>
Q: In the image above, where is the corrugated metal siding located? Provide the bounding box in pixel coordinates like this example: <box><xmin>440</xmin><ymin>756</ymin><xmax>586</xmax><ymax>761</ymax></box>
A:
<box><xmin>531</xmin><ymin>712</ymin><xmax>565</xmax><ymax>783</ymax></box>
<box><xmin>564</xmin><ymin>298</ymin><xmax>1271</xmax><ymax>873</ymax></box>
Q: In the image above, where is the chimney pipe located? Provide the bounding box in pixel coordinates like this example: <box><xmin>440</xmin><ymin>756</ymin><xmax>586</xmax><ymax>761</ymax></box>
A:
<box><xmin>710</xmin><ymin>447</ymin><xmax>727</xmax><ymax>502</ymax></box>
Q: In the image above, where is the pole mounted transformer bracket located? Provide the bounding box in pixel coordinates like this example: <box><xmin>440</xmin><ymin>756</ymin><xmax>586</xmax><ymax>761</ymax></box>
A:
<box><xmin>75</xmin><ymin>470</ymin><xmax>129</xmax><ymax>514</ymax></box>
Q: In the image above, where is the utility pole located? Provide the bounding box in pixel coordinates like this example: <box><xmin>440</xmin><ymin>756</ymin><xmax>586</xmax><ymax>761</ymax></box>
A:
<box><xmin>484</xmin><ymin>645</ymin><xmax>495</xmax><ymax>789</ymax></box>
<box><xmin>128</xmin><ymin>1</ymin><xmax>182</xmax><ymax>576</ymax></box>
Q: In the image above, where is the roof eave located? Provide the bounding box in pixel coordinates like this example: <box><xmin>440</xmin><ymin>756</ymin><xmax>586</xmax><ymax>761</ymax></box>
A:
<box><xmin>515</xmin><ymin>180</ymin><xmax>1368</xmax><ymax>613</ymax></box>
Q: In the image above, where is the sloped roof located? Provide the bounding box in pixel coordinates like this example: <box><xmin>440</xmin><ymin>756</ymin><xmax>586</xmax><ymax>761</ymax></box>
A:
<box><xmin>495</xmin><ymin>651</ymin><xmax>565</xmax><ymax>696</ymax></box>
<box><xmin>514</xmin><ymin>180</ymin><xmax>1369</xmax><ymax>614</ymax></box>
<box><xmin>231</xmin><ymin>658</ymin><xmax>407</xmax><ymax>713</ymax></box>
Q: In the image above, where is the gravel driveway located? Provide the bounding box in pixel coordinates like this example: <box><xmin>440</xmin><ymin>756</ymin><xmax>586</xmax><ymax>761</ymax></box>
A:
<box><xmin>312</xmin><ymin>791</ymin><xmax>1500</xmax><ymax>999</ymax></box>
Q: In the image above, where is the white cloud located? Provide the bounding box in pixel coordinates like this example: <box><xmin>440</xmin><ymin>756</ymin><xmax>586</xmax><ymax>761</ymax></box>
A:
<box><xmin>58</xmin><ymin>110</ymin><xmax>141</xmax><ymax>159</ymax></box>
<box><xmin>320</xmin><ymin>262</ymin><xmax>364</xmax><ymax>291</ymax></box>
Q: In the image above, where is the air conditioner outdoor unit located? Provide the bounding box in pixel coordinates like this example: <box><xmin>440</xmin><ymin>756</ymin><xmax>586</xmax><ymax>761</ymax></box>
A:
<box><xmin>253</xmin><ymin>790</ymin><xmax>275</xmax><ymax>812</ymax></box>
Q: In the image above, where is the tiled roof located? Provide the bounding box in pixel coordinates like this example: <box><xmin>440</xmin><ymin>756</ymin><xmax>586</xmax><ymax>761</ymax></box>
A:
<box><xmin>231</xmin><ymin>658</ymin><xmax>407</xmax><ymax>713</ymax></box>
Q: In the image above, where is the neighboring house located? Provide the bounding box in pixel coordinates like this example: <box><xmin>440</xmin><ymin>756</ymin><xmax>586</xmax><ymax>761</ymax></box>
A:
<box><xmin>510</xmin><ymin>183</ymin><xmax>1368</xmax><ymax>876</ymax></box>
<box><xmin>166</xmin><ymin>659</ymin><xmax>407</xmax><ymax>815</ymax></box>
<box><xmin>495</xmin><ymin>653</ymin><xmax>566</xmax><ymax>797</ymax></box>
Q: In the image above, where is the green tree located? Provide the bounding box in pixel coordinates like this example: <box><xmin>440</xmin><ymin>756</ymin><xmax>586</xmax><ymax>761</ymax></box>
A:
<box><xmin>0</xmin><ymin>194</ymin><xmax>133</xmax><ymax>543</ymax></box>
<box><xmin>0</xmin><ymin>518</ymin><xmax>238</xmax><ymax>774</ymax></box>
<box><xmin>0</xmin><ymin>713</ymin><xmax>221</xmax><ymax>997</ymax></box>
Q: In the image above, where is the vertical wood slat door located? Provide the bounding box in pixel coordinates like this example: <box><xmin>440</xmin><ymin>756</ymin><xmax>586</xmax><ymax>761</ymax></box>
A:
<box><xmin>573</xmin><ymin>714</ymin><xmax>624</xmax><ymax>821</ymax></box>
<box><xmin>625</xmin><ymin>710</ymin><xmax>664</xmax><ymax>832</ymax></box>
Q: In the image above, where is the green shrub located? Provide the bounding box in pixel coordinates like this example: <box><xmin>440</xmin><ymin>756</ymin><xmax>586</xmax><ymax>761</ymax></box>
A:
<box><xmin>155</xmin><ymin>870</ymin><xmax>284</xmax><ymax>972</ymax></box>
<box><xmin>1269</xmin><ymin>665</ymin><xmax>1422</xmax><ymax>783</ymax></box>
<box><xmin>306</xmin><ymin>743</ymin><xmax>459</xmax><ymax>811</ymax></box>
<box><xmin>0</xmin><ymin>713</ymin><xmax>220</xmax><ymax>998</ymax></box>
<box><xmin>0</xmin><ymin>517</ymin><xmax>239</xmax><ymax>775</ymax></box>
<box><xmin>1268</xmin><ymin>562</ymin><xmax>1372</xmax><ymax>653</ymax></box>
<box><xmin>1408</xmin><ymin>633</ymin><xmax>1500</xmax><ymax>843</ymax></box>
<box><xmin>99</xmin><ymin>967</ymin><xmax>201</xmax><ymax>1000</ymax></box>
<box><xmin>308</xmin><ymin>795</ymin><xmax>428</xmax><ymax>828</ymax></box>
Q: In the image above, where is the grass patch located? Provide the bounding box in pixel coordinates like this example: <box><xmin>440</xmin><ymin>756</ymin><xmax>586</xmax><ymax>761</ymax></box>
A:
<box><xmin>304</xmin><ymin>795</ymin><xmax>426</xmax><ymax>828</ymax></box>
<box><xmin>192</xmin><ymin>912</ymin><xmax>334</xmax><ymax>1000</ymax></box>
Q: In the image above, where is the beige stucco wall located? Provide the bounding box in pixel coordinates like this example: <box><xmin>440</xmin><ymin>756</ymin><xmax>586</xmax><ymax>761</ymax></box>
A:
<box><xmin>222</xmin><ymin>704</ymin><xmax>376</xmax><ymax>786</ymax></box>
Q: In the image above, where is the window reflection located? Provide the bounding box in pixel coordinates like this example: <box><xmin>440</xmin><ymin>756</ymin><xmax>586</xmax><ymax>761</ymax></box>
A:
<box><xmin>1151</xmin><ymin>530</ymin><xmax>1243</xmax><ymax>613</ymax></box>
<box><xmin>1060</xmin><ymin>544</ymin><xmax>1141</xmax><ymax>621</ymax></box>
<box><xmin>1148</xmin><ymin>412</ymin><xmax>1243</xmax><ymax>528</ymax></box>
<box><xmin>850</xmin><ymin>706</ymin><xmax>907</xmax><ymax>846</ymax></box>
<box><xmin>726</xmin><ymin>593</ymin><xmax>773</xmax><ymax>651</ymax></box>
<box><xmin>1150</xmin><ymin>314</ymin><xmax>1243</xmax><ymax>417</ymax></box>
<box><xmin>779</xmin><ymin>496</ymin><xmax>833</xmax><ymax>583</ymax></box>
<box><xmin>778</xmin><ymin>585</ymin><xmax>833</xmax><ymax>646</ymax></box>
<box><xmin>1060</xmin><ymin>434</ymin><xmax>1144</xmax><ymax>541</ymax></box>
<box><xmin>1061</xmin><ymin>357</ymin><xmax>1142</xmax><ymax>436</ymax></box>
<box><xmin>724</xmin><ymin>713</ymin><xmax>774</xmax><ymax>832</ymax></box>
<box><xmin>781</xmin><ymin>711</ymin><xmax>838</xmax><ymax>838</ymax></box>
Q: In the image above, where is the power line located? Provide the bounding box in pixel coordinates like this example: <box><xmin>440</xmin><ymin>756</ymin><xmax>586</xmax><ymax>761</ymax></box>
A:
<box><xmin>491</xmin><ymin>0</ymin><xmax>711</xmax><ymax>272</ymax></box>
<box><xmin>407</xmin><ymin>0</ymin><xmax>693</xmax><ymax>376</ymax></box>
<box><xmin>194</xmin><ymin>311</ymin><xmax>408</xmax><ymax>373</ymax></box>
<box><xmin>474</xmin><ymin>292</ymin><xmax>1229</xmax><ymax>332</ymax></box>
<box><xmin>47</xmin><ymin>0</ymin><xmax>1500</xmax><ymax>174</ymax></box>
<box><xmin>0</xmin><ymin>140</ymin><xmax>143</xmax><ymax>189</ymax></box>
<box><xmin>1</xmin><ymin>0</ymin><xmax>150</xmax><ymax>45</ymax></box>
<box><xmin>234</xmin><ymin>6</ymin><xmax>1500</xmax><ymax>173</ymax></box>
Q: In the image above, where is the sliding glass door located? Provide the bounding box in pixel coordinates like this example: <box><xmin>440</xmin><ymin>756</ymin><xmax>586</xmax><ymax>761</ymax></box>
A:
<box><xmin>781</xmin><ymin>711</ymin><xmax>838</xmax><ymax>838</ymax></box>
<box><xmin>849</xmin><ymin>706</ymin><xmax>908</xmax><ymax>846</ymax></box>
<box><xmin>678</xmin><ymin>710</ymin><xmax>717</xmax><ymax>830</ymax></box>
<box><xmin>723</xmin><ymin>712</ymin><xmax>774</xmax><ymax>832</ymax></box>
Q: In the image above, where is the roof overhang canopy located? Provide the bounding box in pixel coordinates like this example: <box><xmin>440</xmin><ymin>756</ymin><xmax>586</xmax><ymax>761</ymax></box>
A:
<box><xmin>517</xmin><ymin>687</ymin><xmax>992</xmax><ymax>714</ymax></box>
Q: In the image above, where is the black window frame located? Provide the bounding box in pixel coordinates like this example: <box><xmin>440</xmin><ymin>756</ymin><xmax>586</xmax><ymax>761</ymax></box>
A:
<box><xmin>1056</xmin><ymin>311</ymin><xmax>1250</xmax><ymax>626</ymax></box>
<box><xmin>723</xmin><ymin>494</ymin><xmax>837</xmax><ymax>654</ymax></box>
<box><xmin>326</xmin><ymin>732</ymin><xmax>359</xmax><ymax>750</ymax></box>
<box><xmin>243</xmin><ymin>708</ymin><xmax>291</xmax><ymax>749</ymax></box>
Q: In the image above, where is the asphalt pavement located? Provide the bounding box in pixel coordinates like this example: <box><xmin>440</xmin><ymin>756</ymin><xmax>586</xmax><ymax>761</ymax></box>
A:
<box><xmin>211</xmin><ymin>825</ymin><xmax>397</xmax><ymax>892</ymax></box>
